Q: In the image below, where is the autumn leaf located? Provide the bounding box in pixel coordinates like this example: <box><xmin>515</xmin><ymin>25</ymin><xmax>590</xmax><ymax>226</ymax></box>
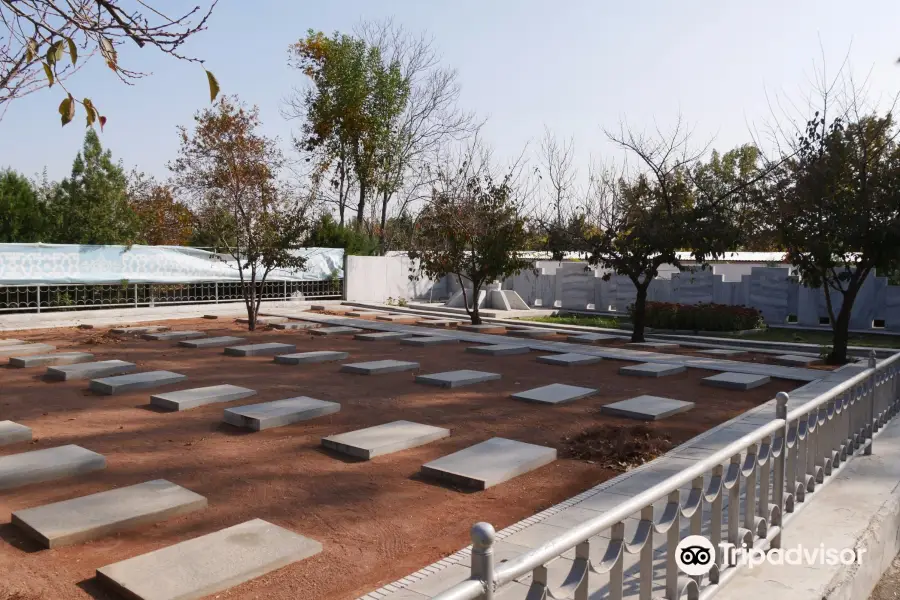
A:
<box><xmin>59</xmin><ymin>94</ymin><xmax>75</xmax><ymax>126</ymax></box>
<box><xmin>83</xmin><ymin>98</ymin><xmax>97</xmax><ymax>126</ymax></box>
<box><xmin>67</xmin><ymin>38</ymin><xmax>78</xmax><ymax>65</ymax></box>
<box><xmin>100</xmin><ymin>37</ymin><xmax>117</xmax><ymax>70</ymax></box>
<box><xmin>99</xmin><ymin>115</ymin><xmax>108</xmax><ymax>131</ymax></box>
<box><xmin>205</xmin><ymin>70</ymin><xmax>220</xmax><ymax>103</ymax></box>
<box><xmin>43</xmin><ymin>62</ymin><xmax>54</xmax><ymax>87</ymax></box>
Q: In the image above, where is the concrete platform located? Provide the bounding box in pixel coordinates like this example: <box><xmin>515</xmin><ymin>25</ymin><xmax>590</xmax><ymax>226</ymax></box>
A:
<box><xmin>151</xmin><ymin>385</ymin><xmax>257</xmax><ymax>411</ymax></box>
<box><xmin>346</xmin><ymin>311</ymin><xmax>386</xmax><ymax>318</ymax></box>
<box><xmin>178</xmin><ymin>335</ymin><xmax>243</xmax><ymax>348</ymax></box>
<box><xmin>12</xmin><ymin>479</ymin><xmax>207</xmax><ymax>548</ymax></box>
<box><xmin>9</xmin><ymin>351</ymin><xmax>94</xmax><ymax>368</ymax></box>
<box><xmin>224</xmin><ymin>342</ymin><xmax>296</xmax><ymax>357</ymax></box>
<box><xmin>223</xmin><ymin>397</ymin><xmax>340</xmax><ymax>431</ymax></box>
<box><xmin>702</xmin><ymin>372</ymin><xmax>771</xmax><ymax>390</ymax></box>
<box><xmin>110</xmin><ymin>326</ymin><xmax>169</xmax><ymax>335</ymax></box>
<box><xmin>236</xmin><ymin>316</ymin><xmax>288</xmax><ymax>325</ymax></box>
<box><xmin>0</xmin><ymin>421</ymin><xmax>32</xmax><ymax>446</ymax></box>
<box><xmin>465</xmin><ymin>344</ymin><xmax>530</xmax><ymax>356</ymax></box>
<box><xmin>415</xmin><ymin>370</ymin><xmax>501</xmax><ymax>388</ymax></box>
<box><xmin>774</xmin><ymin>354</ymin><xmax>820</xmax><ymax>366</ymax></box>
<box><xmin>511</xmin><ymin>383</ymin><xmax>597</xmax><ymax>405</ymax></box>
<box><xmin>322</xmin><ymin>420</ymin><xmax>450</xmax><ymax>459</ymax></box>
<box><xmin>698</xmin><ymin>348</ymin><xmax>747</xmax><ymax>357</ymax></box>
<box><xmin>0</xmin><ymin>338</ymin><xmax>24</xmax><ymax>346</ymax></box>
<box><xmin>400</xmin><ymin>336</ymin><xmax>459</xmax><ymax>346</ymax></box>
<box><xmin>627</xmin><ymin>341</ymin><xmax>680</xmax><ymax>350</ymax></box>
<box><xmin>142</xmin><ymin>330</ymin><xmax>206</xmax><ymax>341</ymax></box>
<box><xmin>310</xmin><ymin>326</ymin><xmax>364</xmax><ymax>336</ymax></box>
<box><xmin>354</xmin><ymin>332</ymin><xmax>410</xmax><ymax>341</ymax></box>
<box><xmin>46</xmin><ymin>360</ymin><xmax>137</xmax><ymax>381</ymax></box>
<box><xmin>536</xmin><ymin>353</ymin><xmax>603</xmax><ymax>366</ymax></box>
<box><xmin>457</xmin><ymin>323</ymin><xmax>505</xmax><ymax>334</ymax></box>
<box><xmin>274</xmin><ymin>351</ymin><xmax>350</xmax><ymax>365</ymax></box>
<box><xmin>270</xmin><ymin>321</ymin><xmax>321</xmax><ymax>330</ymax></box>
<box><xmin>0</xmin><ymin>445</ymin><xmax>105</xmax><ymax>491</ymax></box>
<box><xmin>89</xmin><ymin>370</ymin><xmax>187</xmax><ymax>395</ymax></box>
<box><xmin>420</xmin><ymin>319</ymin><xmax>466</xmax><ymax>327</ymax></box>
<box><xmin>0</xmin><ymin>343</ymin><xmax>56</xmax><ymax>357</ymax></box>
<box><xmin>506</xmin><ymin>328</ymin><xmax>559</xmax><ymax>338</ymax></box>
<box><xmin>375</xmin><ymin>314</ymin><xmax>421</xmax><ymax>323</ymax></box>
<box><xmin>618</xmin><ymin>363</ymin><xmax>687</xmax><ymax>377</ymax></box>
<box><xmin>600</xmin><ymin>395</ymin><xmax>695</xmax><ymax>420</ymax></box>
<box><xmin>421</xmin><ymin>437</ymin><xmax>557</xmax><ymax>490</ymax></box>
<box><xmin>567</xmin><ymin>333</ymin><xmax>622</xmax><ymax>343</ymax></box>
<box><xmin>96</xmin><ymin>519</ymin><xmax>322</xmax><ymax>600</ymax></box>
<box><xmin>340</xmin><ymin>360</ymin><xmax>419</xmax><ymax>375</ymax></box>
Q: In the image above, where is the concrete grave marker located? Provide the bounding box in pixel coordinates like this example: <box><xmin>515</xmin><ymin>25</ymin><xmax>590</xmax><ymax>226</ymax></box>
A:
<box><xmin>627</xmin><ymin>342</ymin><xmax>680</xmax><ymax>350</ymax></box>
<box><xmin>236</xmin><ymin>316</ymin><xmax>288</xmax><ymax>325</ymax></box>
<box><xmin>465</xmin><ymin>344</ymin><xmax>530</xmax><ymax>356</ymax></box>
<box><xmin>601</xmin><ymin>395</ymin><xmax>695</xmax><ymax>421</ymax></box>
<box><xmin>224</xmin><ymin>342</ymin><xmax>296</xmax><ymax>357</ymax></box>
<box><xmin>457</xmin><ymin>323</ymin><xmax>505</xmax><ymax>334</ymax></box>
<box><xmin>346</xmin><ymin>311</ymin><xmax>386</xmax><ymax>318</ymax></box>
<box><xmin>89</xmin><ymin>371</ymin><xmax>187</xmax><ymax>395</ymax></box>
<box><xmin>142</xmin><ymin>330</ymin><xmax>206</xmax><ymax>341</ymax></box>
<box><xmin>375</xmin><ymin>314</ymin><xmax>420</xmax><ymax>323</ymax></box>
<box><xmin>536</xmin><ymin>353</ymin><xmax>603</xmax><ymax>367</ymax></box>
<box><xmin>0</xmin><ymin>343</ymin><xmax>56</xmax><ymax>357</ymax></box>
<box><xmin>567</xmin><ymin>333</ymin><xmax>622</xmax><ymax>343</ymax></box>
<box><xmin>773</xmin><ymin>354</ymin><xmax>820</xmax><ymax>367</ymax></box>
<box><xmin>322</xmin><ymin>420</ymin><xmax>450</xmax><ymax>459</ymax></box>
<box><xmin>0</xmin><ymin>338</ymin><xmax>24</xmax><ymax>346</ymax></box>
<box><xmin>46</xmin><ymin>360</ymin><xmax>136</xmax><ymax>381</ymax></box>
<box><xmin>270</xmin><ymin>321</ymin><xmax>321</xmax><ymax>330</ymax></box>
<box><xmin>110</xmin><ymin>326</ymin><xmax>169</xmax><ymax>335</ymax></box>
<box><xmin>178</xmin><ymin>336</ymin><xmax>244</xmax><ymax>348</ymax></box>
<box><xmin>698</xmin><ymin>348</ymin><xmax>747</xmax><ymax>357</ymax></box>
<box><xmin>96</xmin><ymin>519</ymin><xmax>322</xmax><ymax>600</ymax></box>
<box><xmin>415</xmin><ymin>370</ymin><xmax>501</xmax><ymax>388</ymax></box>
<box><xmin>354</xmin><ymin>331</ymin><xmax>410</xmax><ymax>341</ymax></box>
<box><xmin>511</xmin><ymin>383</ymin><xmax>597</xmax><ymax>405</ymax></box>
<box><xmin>340</xmin><ymin>360</ymin><xmax>419</xmax><ymax>375</ymax></box>
<box><xmin>618</xmin><ymin>363</ymin><xmax>687</xmax><ymax>378</ymax></box>
<box><xmin>421</xmin><ymin>319</ymin><xmax>466</xmax><ymax>327</ymax></box>
<box><xmin>421</xmin><ymin>437</ymin><xmax>557</xmax><ymax>490</ymax></box>
<box><xmin>506</xmin><ymin>328</ymin><xmax>558</xmax><ymax>338</ymax></box>
<box><xmin>400</xmin><ymin>336</ymin><xmax>459</xmax><ymax>347</ymax></box>
<box><xmin>151</xmin><ymin>385</ymin><xmax>257</xmax><ymax>411</ymax></box>
<box><xmin>9</xmin><ymin>351</ymin><xmax>93</xmax><ymax>368</ymax></box>
<box><xmin>0</xmin><ymin>445</ymin><xmax>105</xmax><ymax>491</ymax></box>
<box><xmin>310</xmin><ymin>326</ymin><xmax>364</xmax><ymax>336</ymax></box>
<box><xmin>223</xmin><ymin>396</ymin><xmax>340</xmax><ymax>431</ymax></box>
<box><xmin>0</xmin><ymin>421</ymin><xmax>32</xmax><ymax>446</ymax></box>
<box><xmin>274</xmin><ymin>351</ymin><xmax>349</xmax><ymax>365</ymax></box>
<box><xmin>702</xmin><ymin>372</ymin><xmax>771</xmax><ymax>390</ymax></box>
<box><xmin>12</xmin><ymin>479</ymin><xmax>206</xmax><ymax>548</ymax></box>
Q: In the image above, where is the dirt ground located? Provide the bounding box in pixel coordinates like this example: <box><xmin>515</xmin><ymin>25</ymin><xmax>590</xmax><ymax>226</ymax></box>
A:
<box><xmin>871</xmin><ymin>553</ymin><xmax>900</xmax><ymax>599</ymax></box>
<box><xmin>0</xmin><ymin>317</ymin><xmax>799</xmax><ymax>600</ymax></box>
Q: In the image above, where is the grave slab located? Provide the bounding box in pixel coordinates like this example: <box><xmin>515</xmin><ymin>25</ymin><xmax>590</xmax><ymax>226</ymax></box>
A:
<box><xmin>322</xmin><ymin>420</ymin><xmax>450</xmax><ymax>459</ymax></box>
<box><xmin>702</xmin><ymin>372</ymin><xmax>771</xmax><ymax>391</ymax></box>
<box><xmin>773</xmin><ymin>354</ymin><xmax>820</xmax><ymax>367</ymax></box>
<box><xmin>618</xmin><ymin>363</ymin><xmax>687</xmax><ymax>377</ymax></box>
<box><xmin>236</xmin><ymin>316</ymin><xmax>288</xmax><ymax>325</ymax></box>
<box><xmin>223</xmin><ymin>397</ymin><xmax>340</xmax><ymax>431</ymax></box>
<box><xmin>9</xmin><ymin>351</ymin><xmax>94</xmax><ymax>368</ymax></box>
<box><xmin>511</xmin><ymin>383</ymin><xmax>597</xmax><ymax>405</ymax></box>
<box><xmin>375</xmin><ymin>314</ymin><xmax>420</xmax><ymax>323</ymax></box>
<box><xmin>90</xmin><ymin>371</ymin><xmax>187</xmax><ymax>395</ymax></box>
<box><xmin>201</xmin><ymin>315</ymin><xmax>218</xmax><ymax>319</ymax></box>
<box><xmin>421</xmin><ymin>319</ymin><xmax>466</xmax><ymax>327</ymax></box>
<box><xmin>465</xmin><ymin>344</ymin><xmax>530</xmax><ymax>356</ymax></box>
<box><xmin>698</xmin><ymin>348</ymin><xmax>748</xmax><ymax>357</ymax></box>
<box><xmin>457</xmin><ymin>323</ymin><xmax>505</xmax><ymax>334</ymax></box>
<box><xmin>346</xmin><ymin>311</ymin><xmax>386</xmax><ymax>318</ymax></box>
<box><xmin>12</xmin><ymin>479</ymin><xmax>206</xmax><ymax>548</ymax></box>
<box><xmin>421</xmin><ymin>437</ymin><xmax>557</xmax><ymax>490</ymax></box>
<box><xmin>0</xmin><ymin>421</ymin><xmax>32</xmax><ymax>446</ymax></box>
<box><xmin>274</xmin><ymin>351</ymin><xmax>350</xmax><ymax>365</ymax></box>
<box><xmin>0</xmin><ymin>343</ymin><xmax>56</xmax><ymax>357</ymax></box>
<box><xmin>415</xmin><ymin>370</ymin><xmax>501</xmax><ymax>388</ymax></box>
<box><xmin>0</xmin><ymin>338</ymin><xmax>24</xmax><ymax>346</ymax></box>
<box><xmin>0</xmin><ymin>445</ymin><xmax>105</xmax><ymax>491</ymax></box>
<box><xmin>178</xmin><ymin>336</ymin><xmax>244</xmax><ymax>348</ymax></box>
<box><xmin>110</xmin><ymin>326</ymin><xmax>169</xmax><ymax>335</ymax></box>
<box><xmin>151</xmin><ymin>385</ymin><xmax>257</xmax><ymax>411</ymax></box>
<box><xmin>601</xmin><ymin>395</ymin><xmax>695</xmax><ymax>421</ymax></box>
<box><xmin>270</xmin><ymin>321</ymin><xmax>321</xmax><ymax>330</ymax></box>
<box><xmin>224</xmin><ymin>342</ymin><xmax>296</xmax><ymax>357</ymax></box>
<box><xmin>95</xmin><ymin>519</ymin><xmax>322</xmax><ymax>600</ymax></box>
<box><xmin>627</xmin><ymin>342</ymin><xmax>680</xmax><ymax>350</ymax></box>
<box><xmin>506</xmin><ymin>329</ymin><xmax>558</xmax><ymax>338</ymax></box>
<box><xmin>340</xmin><ymin>360</ymin><xmax>419</xmax><ymax>375</ymax></box>
<box><xmin>142</xmin><ymin>330</ymin><xmax>207</xmax><ymax>341</ymax></box>
<box><xmin>309</xmin><ymin>326</ymin><xmax>364</xmax><ymax>336</ymax></box>
<box><xmin>400</xmin><ymin>336</ymin><xmax>459</xmax><ymax>347</ymax></box>
<box><xmin>536</xmin><ymin>353</ymin><xmax>603</xmax><ymax>367</ymax></box>
<box><xmin>46</xmin><ymin>360</ymin><xmax>137</xmax><ymax>381</ymax></box>
<box><xmin>354</xmin><ymin>331</ymin><xmax>410</xmax><ymax>341</ymax></box>
<box><xmin>567</xmin><ymin>333</ymin><xmax>622</xmax><ymax>343</ymax></box>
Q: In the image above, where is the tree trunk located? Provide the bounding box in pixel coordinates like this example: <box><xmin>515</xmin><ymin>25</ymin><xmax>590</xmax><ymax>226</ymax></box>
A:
<box><xmin>338</xmin><ymin>154</ymin><xmax>347</xmax><ymax>228</ymax></box>
<box><xmin>471</xmin><ymin>281</ymin><xmax>482</xmax><ymax>325</ymax></box>
<box><xmin>630</xmin><ymin>283</ymin><xmax>649</xmax><ymax>343</ymax></box>
<box><xmin>378</xmin><ymin>189</ymin><xmax>389</xmax><ymax>255</ymax></box>
<box><xmin>827</xmin><ymin>280</ymin><xmax>862</xmax><ymax>365</ymax></box>
<box><xmin>246</xmin><ymin>278</ymin><xmax>257</xmax><ymax>332</ymax></box>
<box><xmin>356</xmin><ymin>181</ymin><xmax>367</xmax><ymax>229</ymax></box>
<box><xmin>457</xmin><ymin>274</ymin><xmax>474</xmax><ymax>324</ymax></box>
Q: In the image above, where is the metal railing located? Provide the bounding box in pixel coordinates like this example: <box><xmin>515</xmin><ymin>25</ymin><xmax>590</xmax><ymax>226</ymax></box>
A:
<box><xmin>0</xmin><ymin>279</ymin><xmax>343</xmax><ymax>314</ymax></box>
<box><xmin>434</xmin><ymin>351</ymin><xmax>900</xmax><ymax>600</ymax></box>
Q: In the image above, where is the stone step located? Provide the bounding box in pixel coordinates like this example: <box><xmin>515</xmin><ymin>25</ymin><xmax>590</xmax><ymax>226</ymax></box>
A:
<box><xmin>466</xmin><ymin>344</ymin><xmax>530</xmax><ymax>356</ymax></box>
<box><xmin>0</xmin><ymin>421</ymin><xmax>32</xmax><ymax>446</ymax></box>
<box><xmin>142</xmin><ymin>331</ymin><xmax>207</xmax><ymax>341</ymax></box>
<box><xmin>9</xmin><ymin>351</ymin><xmax>94</xmax><ymax>368</ymax></box>
<box><xmin>224</xmin><ymin>343</ymin><xmax>296</xmax><ymax>357</ymax></box>
<box><xmin>178</xmin><ymin>336</ymin><xmax>244</xmax><ymax>348</ymax></box>
<box><xmin>151</xmin><ymin>385</ymin><xmax>257</xmax><ymax>411</ymax></box>
<box><xmin>12</xmin><ymin>479</ymin><xmax>206</xmax><ymax>549</ymax></box>
<box><xmin>322</xmin><ymin>420</ymin><xmax>450</xmax><ymax>459</ymax></box>
<box><xmin>310</xmin><ymin>326</ymin><xmax>364</xmax><ymax>336</ymax></box>
<box><xmin>536</xmin><ymin>353</ymin><xmax>603</xmax><ymax>366</ymax></box>
<box><xmin>0</xmin><ymin>343</ymin><xmax>56</xmax><ymax>357</ymax></box>
<box><xmin>96</xmin><ymin>519</ymin><xmax>322</xmax><ymax>600</ymax></box>
<box><xmin>274</xmin><ymin>351</ymin><xmax>349</xmax><ymax>365</ymax></box>
<box><xmin>340</xmin><ymin>360</ymin><xmax>420</xmax><ymax>375</ymax></box>
<box><xmin>89</xmin><ymin>371</ymin><xmax>187</xmax><ymax>395</ymax></box>
<box><xmin>400</xmin><ymin>336</ymin><xmax>459</xmax><ymax>347</ymax></box>
<box><xmin>46</xmin><ymin>360</ymin><xmax>137</xmax><ymax>381</ymax></box>
<box><xmin>110</xmin><ymin>326</ymin><xmax>170</xmax><ymax>335</ymax></box>
<box><xmin>421</xmin><ymin>437</ymin><xmax>557</xmax><ymax>490</ymax></box>
<box><xmin>415</xmin><ymin>370</ymin><xmax>501</xmax><ymax>389</ymax></box>
<box><xmin>0</xmin><ymin>445</ymin><xmax>105</xmax><ymax>491</ymax></box>
<box><xmin>223</xmin><ymin>397</ymin><xmax>340</xmax><ymax>431</ymax></box>
<box><xmin>618</xmin><ymin>363</ymin><xmax>687</xmax><ymax>377</ymax></box>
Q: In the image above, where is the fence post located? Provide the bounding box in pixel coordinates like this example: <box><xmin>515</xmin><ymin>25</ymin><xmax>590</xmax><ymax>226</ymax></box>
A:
<box><xmin>215</xmin><ymin>282</ymin><xmax>219</xmax><ymax>304</ymax></box>
<box><xmin>866</xmin><ymin>350</ymin><xmax>877</xmax><ymax>455</ymax></box>
<box><xmin>284</xmin><ymin>280</ymin><xmax>288</xmax><ymax>301</ymax></box>
<box><xmin>134</xmin><ymin>284</ymin><xmax>138</xmax><ymax>307</ymax></box>
<box><xmin>36</xmin><ymin>284</ymin><xmax>41</xmax><ymax>314</ymax></box>
<box><xmin>470</xmin><ymin>523</ymin><xmax>495</xmax><ymax>600</ymax></box>
<box><xmin>772</xmin><ymin>391</ymin><xmax>789</xmax><ymax>549</ymax></box>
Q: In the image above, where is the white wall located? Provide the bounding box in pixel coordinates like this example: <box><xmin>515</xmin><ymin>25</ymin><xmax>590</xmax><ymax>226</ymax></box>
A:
<box><xmin>344</xmin><ymin>255</ymin><xmax>444</xmax><ymax>304</ymax></box>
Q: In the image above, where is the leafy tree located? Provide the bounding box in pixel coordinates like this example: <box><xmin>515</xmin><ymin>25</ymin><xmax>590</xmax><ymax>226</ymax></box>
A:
<box><xmin>47</xmin><ymin>128</ymin><xmax>137</xmax><ymax>243</ymax></box>
<box><xmin>171</xmin><ymin>96</ymin><xmax>311</xmax><ymax>330</ymax></box>
<box><xmin>0</xmin><ymin>169</ymin><xmax>46</xmax><ymax>242</ymax></box>
<box><xmin>127</xmin><ymin>172</ymin><xmax>193</xmax><ymax>246</ymax></box>
<box><xmin>0</xmin><ymin>0</ymin><xmax>219</xmax><ymax>124</ymax></box>
<box><xmin>306</xmin><ymin>213</ymin><xmax>379</xmax><ymax>255</ymax></box>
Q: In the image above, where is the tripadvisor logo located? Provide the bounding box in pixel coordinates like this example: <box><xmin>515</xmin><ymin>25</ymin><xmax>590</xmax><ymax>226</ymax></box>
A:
<box><xmin>675</xmin><ymin>535</ymin><xmax>866</xmax><ymax>574</ymax></box>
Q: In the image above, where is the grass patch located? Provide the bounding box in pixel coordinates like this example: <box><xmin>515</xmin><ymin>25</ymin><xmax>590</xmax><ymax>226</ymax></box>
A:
<box><xmin>726</xmin><ymin>328</ymin><xmax>900</xmax><ymax>350</ymax></box>
<box><xmin>524</xmin><ymin>314</ymin><xmax>622</xmax><ymax>329</ymax></box>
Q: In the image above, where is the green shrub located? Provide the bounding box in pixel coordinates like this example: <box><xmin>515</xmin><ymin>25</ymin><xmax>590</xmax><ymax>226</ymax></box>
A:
<box><xmin>635</xmin><ymin>302</ymin><xmax>764</xmax><ymax>332</ymax></box>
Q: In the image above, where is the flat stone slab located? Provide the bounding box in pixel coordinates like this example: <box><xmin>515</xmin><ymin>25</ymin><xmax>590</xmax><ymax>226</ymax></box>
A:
<box><xmin>774</xmin><ymin>354</ymin><xmax>820</xmax><ymax>366</ymax></box>
<box><xmin>346</xmin><ymin>311</ymin><xmax>386</xmax><ymax>317</ymax></box>
<box><xmin>627</xmin><ymin>342</ymin><xmax>680</xmax><ymax>350</ymax></box>
<box><xmin>375</xmin><ymin>314</ymin><xmax>420</xmax><ymax>323</ymax></box>
<box><xmin>224</xmin><ymin>342</ymin><xmax>296</xmax><ymax>357</ymax></box>
<box><xmin>420</xmin><ymin>319</ymin><xmax>466</xmax><ymax>327</ymax></box>
<box><xmin>46</xmin><ymin>360</ymin><xmax>137</xmax><ymax>381</ymax></box>
<box><xmin>415</xmin><ymin>370</ymin><xmax>501</xmax><ymax>388</ymax></box>
<box><xmin>400</xmin><ymin>336</ymin><xmax>459</xmax><ymax>346</ymax></box>
<box><xmin>236</xmin><ymin>316</ymin><xmax>288</xmax><ymax>325</ymax></box>
<box><xmin>702</xmin><ymin>372</ymin><xmax>771</xmax><ymax>390</ymax></box>
<box><xmin>698</xmin><ymin>348</ymin><xmax>747</xmax><ymax>356</ymax></box>
<box><xmin>506</xmin><ymin>328</ymin><xmax>559</xmax><ymax>338</ymax></box>
<box><xmin>340</xmin><ymin>360</ymin><xmax>419</xmax><ymax>375</ymax></box>
<box><xmin>151</xmin><ymin>385</ymin><xmax>257</xmax><ymax>411</ymax></box>
<box><xmin>465</xmin><ymin>344</ymin><xmax>530</xmax><ymax>356</ymax></box>
<box><xmin>142</xmin><ymin>330</ymin><xmax>207</xmax><ymax>341</ymax></box>
<box><xmin>0</xmin><ymin>445</ymin><xmax>106</xmax><ymax>491</ymax></box>
<box><xmin>457</xmin><ymin>323</ymin><xmax>505</xmax><ymax>333</ymax></box>
<box><xmin>309</xmin><ymin>326</ymin><xmax>364</xmax><ymax>336</ymax></box>
<box><xmin>96</xmin><ymin>519</ymin><xmax>322</xmax><ymax>600</ymax></box>
<box><xmin>618</xmin><ymin>363</ymin><xmax>687</xmax><ymax>377</ymax></box>
<box><xmin>274</xmin><ymin>351</ymin><xmax>349</xmax><ymax>365</ymax></box>
<box><xmin>354</xmin><ymin>331</ymin><xmax>410</xmax><ymax>341</ymax></box>
<box><xmin>536</xmin><ymin>353</ymin><xmax>603</xmax><ymax>366</ymax></box>
<box><xmin>9</xmin><ymin>351</ymin><xmax>94</xmax><ymax>368</ymax></box>
<box><xmin>89</xmin><ymin>371</ymin><xmax>187</xmax><ymax>395</ymax></box>
<box><xmin>110</xmin><ymin>326</ymin><xmax>169</xmax><ymax>335</ymax></box>
<box><xmin>0</xmin><ymin>343</ymin><xmax>56</xmax><ymax>357</ymax></box>
<box><xmin>601</xmin><ymin>395</ymin><xmax>695</xmax><ymax>421</ymax></box>
<box><xmin>567</xmin><ymin>333</ymin><xmax>622</xmax><ymax>343</ymax></box>
<box><xmin>223</xmin><ymin>397</ymin><xmax>340</xmax><ymax>431</ymax></box>
<box><xmin>0</xmin><ymin>421</ymin><xmax>32</xmax><ymax>446</ymax></box>
<box><xmin>421</xmin><ymin>437</ymin><xmax>557</xmax><ymax>490</ymax></box>
<box><xmin>322</xmin><ymin>420</ymin><xmax>450</xmax><ymax>459</ymax></box>
<box><xmin>0</xmin><ymin>338</ymin><xmax>24</xmax><ymax>346</ymax></box>
<box><xmin>511</xmin><ymin>383</ymin><xmax>597</xmax><ymax>405</ymax></box>
<box><xmin>12</xmin><ymin>479</ymin><xmax>207</xmax><ymax>549</ymax></box>
<box><xmin>178</xmin><ymin>336</ymin><xmax>244</xmax><ymax>348</ymax></box>
<box><xmin>270</xmin><ymin>321</ymin><xmax>321</xmax><ymax>330</ymax></box>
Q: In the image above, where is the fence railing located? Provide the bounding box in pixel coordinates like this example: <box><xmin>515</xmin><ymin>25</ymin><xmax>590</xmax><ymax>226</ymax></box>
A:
<box><xmin>0</xmin><ymin>279</ymin><xmax>343</xmax><ymax>314</ymax></box>
<box><xmin>433</xmin><ymin>351</ymin><xmax>900</xmax><ymax>600</ymax></box>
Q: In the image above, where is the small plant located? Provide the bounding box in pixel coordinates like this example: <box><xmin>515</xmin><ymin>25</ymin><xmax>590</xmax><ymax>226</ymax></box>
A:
<box><xmin>397</xmin><ymin>297</ymin><xmax>408</xmax><ymax>307</ymax></box>
<box><xmin>635</xmin><ymin>302</ymin><xmax>765</xmax><ymax>332</ymax></box>
<box><xmin>819</xmin><ymin>345</ymin><xmax>833</xmax><ymax>360</ymax></box>
<box><xmin>385</xmin><ymin>297</ymin><xmax>396</xmax><ymax>306</ymax></box>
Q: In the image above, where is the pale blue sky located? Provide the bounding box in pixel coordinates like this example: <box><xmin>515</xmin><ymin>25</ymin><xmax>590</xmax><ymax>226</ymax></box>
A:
<box><xmin>1</xmin><ymin>0</ymin><xmax>899</xmax><ymax>182</ymax></box>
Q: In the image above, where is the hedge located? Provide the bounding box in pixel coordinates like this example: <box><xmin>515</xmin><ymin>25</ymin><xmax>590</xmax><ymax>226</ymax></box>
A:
<box><xmin>634</xmin><ymin>301</ymin><xmax>765</xmax><ymax>332</ymax></box>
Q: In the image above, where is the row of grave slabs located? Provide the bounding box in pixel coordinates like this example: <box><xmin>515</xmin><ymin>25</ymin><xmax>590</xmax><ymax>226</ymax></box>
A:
<box><xmin>0</xmin><ymin>312</ymin><xmax>804</xmax><ymax>600</ymax></box>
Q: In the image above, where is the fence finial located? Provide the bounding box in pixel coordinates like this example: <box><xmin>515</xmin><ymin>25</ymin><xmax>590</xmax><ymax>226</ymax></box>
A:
<box><xmin>470</xmin><ymin>522</ymin><xmax>496</xmax><ymax>599</ymax></box>
<box><xmin>869</xmin><ymin>350</ymin><xmax>877</xmax><ymax>369</ymax></box>
<box><xmin>776</xmin><ymin>391</ymin><xmax>789</xmax><ymax>419</ymax></box>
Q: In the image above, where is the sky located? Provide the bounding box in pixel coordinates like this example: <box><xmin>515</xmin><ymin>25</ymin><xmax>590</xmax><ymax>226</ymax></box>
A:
<box><xmin>2</xmin><ymin>0</ymin><xmax>900</xmax><ymax>184</ymax></box>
